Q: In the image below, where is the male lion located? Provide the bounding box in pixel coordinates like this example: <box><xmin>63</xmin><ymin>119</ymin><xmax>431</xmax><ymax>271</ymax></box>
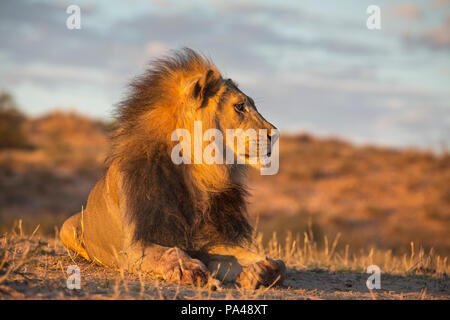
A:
<box><xmin>60</xmin><ymin>48</ymin><xmax>285</xmax><ymax>288</ymax></box>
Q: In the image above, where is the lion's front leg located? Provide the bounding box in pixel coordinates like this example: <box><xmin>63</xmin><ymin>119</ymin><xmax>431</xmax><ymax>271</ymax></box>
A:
<box><xmin>203</xmin><ymin>245</ymin><xmax>286</xmax><ymax>289</ymax></box>
<box><xmin>125</xmin><ymin>243</ymin><xmax>209</xmax><ymax>286</ymax></box>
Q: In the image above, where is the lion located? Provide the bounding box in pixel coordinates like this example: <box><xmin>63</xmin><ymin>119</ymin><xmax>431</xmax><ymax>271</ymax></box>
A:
<box><xmin>60</xmin><ymin>48</ymin><xmax>285</xmax><ymax>289</ymax></box>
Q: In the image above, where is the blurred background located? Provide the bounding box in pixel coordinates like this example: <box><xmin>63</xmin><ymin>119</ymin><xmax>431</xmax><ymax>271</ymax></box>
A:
<box><xmin>0</xmin><ymin>0</ymin><xmax>449</xmax><ymax>255</ymax></box>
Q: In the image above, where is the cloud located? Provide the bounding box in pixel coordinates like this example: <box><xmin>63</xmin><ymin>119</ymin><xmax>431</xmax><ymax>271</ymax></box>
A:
<box><xmin>145</xmin><ymin>41</ymin><xmax>170</xmax><ymax>58</ymax></box>
<box><xmin>404</xmin><ymin>14</ymin><xmax>450</xmax><ymax>49</ymax></box>
<box><xmin>3</xmin><ymin>61</ymin><xmax>122</xmax><ymax>87</ymax></box>
<box><xmin>390</xmin><ymin>4</ymin><xmax>423</xmax><ymax>20</ymax></box>
<box><xmin>0</xmin><ymin>0</ymin><xmax>449</xmax><ymax>149</ymax></box>
<box><xmin>432</xmin><ymin>0</ymin><xmax>450</xmax><ymax>8</ymax></box>
<box><xmin>269</xmin><ymin>78</ymin><xmax>450</xmax><ymax>148</ymax></box>
<box><xmin>421</xmin><ymin>15</ymin><xmax>450</xmax><ymax>48</ymax></box>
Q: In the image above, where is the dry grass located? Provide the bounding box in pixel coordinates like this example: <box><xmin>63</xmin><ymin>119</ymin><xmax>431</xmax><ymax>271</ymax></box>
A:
<box><xmin>253</xmin><ymin>220</ymin><xmax>448</xmax><ymax>278</ymax></box>
<box><xmin>0</xmin><ymin>220</ymin><xmax>448</xmax><ymax>300</ymax></box>
<box><xmin>0</xmin><ymin>111</ymin><xmax>449</xmax><ymax>299</ymax></box>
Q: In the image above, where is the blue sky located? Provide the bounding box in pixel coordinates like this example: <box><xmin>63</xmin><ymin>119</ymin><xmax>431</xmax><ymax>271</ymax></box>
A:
<box><xmin>0</xmin><ymin>0</ymin><xmax>449</xmax><ymax>149</ymax></box>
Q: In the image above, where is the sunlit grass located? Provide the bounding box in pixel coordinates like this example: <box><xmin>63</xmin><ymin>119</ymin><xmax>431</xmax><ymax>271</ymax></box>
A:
<box><xmin>0</xmin><ymin>219</ymin><xmax>448</xmax><ymax>300</ymax></box>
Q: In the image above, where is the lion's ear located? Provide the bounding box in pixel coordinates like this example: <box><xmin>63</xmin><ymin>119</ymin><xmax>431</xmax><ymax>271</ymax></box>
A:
<box><xmin>188</xmin><ymin>69</ymin><xmax>222</xmax><ymax>108</ymax></box>
<box><xmin>183</xmin><ymin>75</ymin><xmax>202</xmax><ymax>95</ymax></box>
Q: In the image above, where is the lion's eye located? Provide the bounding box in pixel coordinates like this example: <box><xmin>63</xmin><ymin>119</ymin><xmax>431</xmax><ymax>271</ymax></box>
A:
<box><xmin>234</xmin><ymin>103</ymin><xmax>246</xmax><ymax>114</ymax></box>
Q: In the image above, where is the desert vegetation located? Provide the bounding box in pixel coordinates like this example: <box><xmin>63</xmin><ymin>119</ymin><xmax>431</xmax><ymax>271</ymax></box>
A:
<box><xmin>0</xmin><ymin>93</ymin><xmax>448</xmax><ymax>299</ymax></box>
<box><xmin>0</xmin><ymin>221</ymin><xmax>448</xmax><ymax>299</ymax></box>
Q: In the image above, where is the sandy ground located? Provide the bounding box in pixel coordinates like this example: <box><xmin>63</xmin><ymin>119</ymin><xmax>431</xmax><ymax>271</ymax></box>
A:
<box><xmin>0</xmin><ymin>236</ymin><xmax>448</xmax><ymax>300</ymax></box>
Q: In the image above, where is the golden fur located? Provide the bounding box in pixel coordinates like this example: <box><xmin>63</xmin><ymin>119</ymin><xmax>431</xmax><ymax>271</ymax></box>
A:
<box><xmin>60</xmin><ymin>48</ymin><xmax>285</xmax><ymax>288</ymax></box>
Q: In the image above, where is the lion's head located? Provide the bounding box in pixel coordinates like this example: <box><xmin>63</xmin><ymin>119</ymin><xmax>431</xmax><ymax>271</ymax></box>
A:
<box><xmin>176</xmin><ymin>60</ymin><xmax>277</xmax><ymax>170</ymax></box>
<box><xmin>108</xmin><ymin>48</ymin><xmax>276</xmax><ymax>250</ymax></box>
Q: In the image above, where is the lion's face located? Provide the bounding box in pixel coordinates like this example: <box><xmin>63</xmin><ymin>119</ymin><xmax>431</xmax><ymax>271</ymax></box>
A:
<box><xmin>193</xmin><ymin>75</ymin><xmax>277</xmax><ymax>169</ymax></box>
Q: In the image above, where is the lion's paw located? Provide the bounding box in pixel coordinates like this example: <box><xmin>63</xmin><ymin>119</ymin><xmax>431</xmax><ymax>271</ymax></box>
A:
<box><xmin>237</xmin><ymin>257</ymin><xmax>286</xmax><ymax>289</ymax></box>
<box><xmin>161</xmin><ymin>248</ymin><xmax>209</xmax><ymax>286</ymax></box>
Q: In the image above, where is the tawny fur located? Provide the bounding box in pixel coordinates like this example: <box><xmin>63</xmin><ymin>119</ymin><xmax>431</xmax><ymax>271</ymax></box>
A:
<box><xmin>60</xmin><ymin>48</ymin><xmax>285</xmax><ymax>288</ymax></box>
<box><xmin>107</xmin><ymin>49</ymin><xmax>252</xmax><ymax>250</ymax></box>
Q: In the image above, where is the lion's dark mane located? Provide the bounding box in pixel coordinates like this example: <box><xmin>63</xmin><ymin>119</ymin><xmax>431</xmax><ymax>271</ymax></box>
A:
<box><xmin>107</xmin><ymin>49</ymin><xmax>253</xmax><ymax>251</ymax></box>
